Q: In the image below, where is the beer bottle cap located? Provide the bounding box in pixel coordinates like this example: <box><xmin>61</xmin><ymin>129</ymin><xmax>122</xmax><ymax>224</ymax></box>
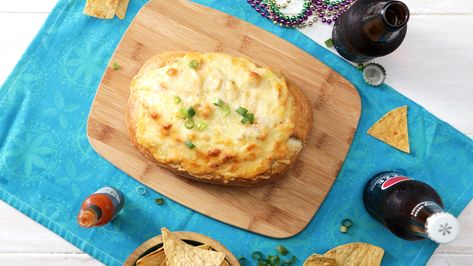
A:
<box><xmin>362</xmin><ymin>63</ymin><xmax>386</xmax><ymax>86</ymax></box>
<box><xmin>425</xmin><ymin>212</ymin><xmax>460</xmax><ymax>244</ymax></box>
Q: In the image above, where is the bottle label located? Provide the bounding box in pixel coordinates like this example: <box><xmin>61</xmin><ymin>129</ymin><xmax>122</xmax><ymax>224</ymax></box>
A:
<box><xmin>411</xmin><ymin>201</ymin><xmax>440</xmax><ymax>218</ymax></box>
<box><xmin>95</xmin><ymin>187</ymin><xmax>121</xmax><ymax>204</ymax></box>
<box><xmin>368</xmin><ymin>171</ymin><xmax>410</xmax><ymax>191</ymax></box>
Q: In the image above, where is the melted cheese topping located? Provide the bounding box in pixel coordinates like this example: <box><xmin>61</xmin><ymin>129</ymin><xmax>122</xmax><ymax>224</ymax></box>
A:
<box><xmin>131</xmin><ymin>52</ymin><xmax>300</xmax><ymax>180</ymax></box>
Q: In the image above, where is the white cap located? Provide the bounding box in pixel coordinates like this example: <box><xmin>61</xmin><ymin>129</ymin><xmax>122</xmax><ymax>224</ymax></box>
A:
<box><xmin>425</xmin><ymin>212</ymin><xmax>460</xmax><ymax>244</ymax></box>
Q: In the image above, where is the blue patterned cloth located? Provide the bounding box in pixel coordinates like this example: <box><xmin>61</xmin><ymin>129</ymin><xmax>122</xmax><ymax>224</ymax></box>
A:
<box><xmin>1</xmin><ymin>0</ymin><xmax>472</xmax><ymax>265</ymax></box>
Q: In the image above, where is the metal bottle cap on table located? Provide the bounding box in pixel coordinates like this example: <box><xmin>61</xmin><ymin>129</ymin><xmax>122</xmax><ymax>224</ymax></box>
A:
<box><xmin>363</xmin><ymin>63</ymin><xmax>386</xmax><ymax>86</ymax></box>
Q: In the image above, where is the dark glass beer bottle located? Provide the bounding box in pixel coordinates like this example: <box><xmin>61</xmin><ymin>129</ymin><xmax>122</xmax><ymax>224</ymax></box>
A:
<box><xmin>77</xmin><ymin>187</ymin><xmax>125</xmax><ymax>228</ymax></box>
<box><xmin>363</xmin><ymin>171</ymin><xmax>459</xmax><ymax>243</ymax></box>
<box><xmin>332</xmin><ymin>0</ymin><xmax>410</xmax><ymax>62</ymax></box>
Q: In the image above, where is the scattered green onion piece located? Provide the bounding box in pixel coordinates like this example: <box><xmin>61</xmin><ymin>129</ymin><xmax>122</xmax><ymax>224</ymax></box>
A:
<box><xmin>269</xmin><ymin>255</ymin><xmax>280</xmax><ymax>265</ymax></box>
<box><xmin>325</xmin><ymin>38</ymin><xmax>334</xmax><ymax>48</ymax></box>
<box><xmin>196</xmin><ymin>121</ymin><xmax>208</xmax><ymax>131</ymax></box>
<box><xmin>340</xmin><ymin>225</ymin><xmax>349</xmax><ymax>233</ymax></box>
<box><xmin>241</xmin><ymin>116</ymin><xmax>250</xmax><ymax>125</ymax></box>
<box><xmin>184</xmin><ymin>140</ymin><xmax>195</xmax><ymax>149</ymax></box>
<box><xmin>290</xmin><ymin>256</ymin><xmax>297</xmax><ymax>263</ymax></box>
<box><xmin>357</xmin><ymin>63</ymin><xmax>364</xmax><ymax>71</ymax></box>
<box><xmin>236</xmin><ymin>106</ymin><xmax>248</xmax><ymax>116</ymax></box>
<box><xmin>111</xmin><ymin>62</ymin><xmax>121</xmax><ymax>70</ymax></box>
<box><xmin>154</xmin><ymin>198</ymin><xmax>164</xmax><ymax>205</ymax></box>
<box><xmin>222</xmin><ymin>104</ymin><xmax>231</xmax><ymax>116</ymax></box>
<box><xmin>252</xmin><ymin>251</ymin><xmax>263</xmax><ymax>261</ymax></box>
<box><xmin>342</xmin><ymin>218</ymin><xmax>353</xmax><ymax>227</ymax></box>
<box><xmin>187</xmin><ymin>107</ymin><xmax>196</xmax><ymax>118</ymax></box>
<box><xmin>184</xmin><ymin>119</ymin><xmax>194</xmax><ymax>129</ymax></box>
<box><xmin>276</xmin><ymin>245</ymin><xmax>289</xmax><ymax>256</ymax></box>
<box><xmin>213</xmin><ymin>98</ymin><xmax>224</xmax><ymax>107</ymax></box>
<box><xmin>189</xmin><ymin>59</ymin><xmax>199</xmax><ymax>69</ymax></box>
<box><xmin>258</xmin><ymin>259</ymin><xmax>269</xmax><ymax>266</ymax></box>
<box><xmin>238</xmin><ymin>257</ymin><xmax>248</xmax><ymax>266</ymax></box>
<box><xmin>174</xmin><ymin>96</ymin><xmax>181</xmax><ymax>103</ymax></box>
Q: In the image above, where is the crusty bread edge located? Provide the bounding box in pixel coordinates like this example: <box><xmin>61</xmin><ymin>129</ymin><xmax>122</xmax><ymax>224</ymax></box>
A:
<box><xmin>126</xmin><ymin>52</ymin><xmax>312</xmax><ymax>186</ymax></box>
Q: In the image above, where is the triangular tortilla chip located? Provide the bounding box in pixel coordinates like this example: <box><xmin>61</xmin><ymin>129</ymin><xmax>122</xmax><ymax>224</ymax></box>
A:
<box><xmin>303</xmin><ymin>254</ymin><xmax>337</xmax><ymax>266</ymax></box>
<box><xmin>323</xmin><ymin>242</ymin><xmax>384</xmax><ymax>266</ymax></box>
<box><xmin>161</xmin><ymin>228</ymin><xmax>225</xmax><ymax>266</ymax></box>
<box><xmin>367</xmin><ymin>106</ymin><xmax>410</xmax><ymax>153</ymax></box>
<box><xmin>83</xmin><ymin>0</ymin><xmax>119</xmax><ymax>19</ymax></box>
<box><xmin>136</xmin><ymin>247</ymin><xmax>166</xmax><ymax>266</ymax></box>
<box><xmin>115</xmin><ymin>0</ymin><xmax>129</xmax><ymax>20</ymax></box>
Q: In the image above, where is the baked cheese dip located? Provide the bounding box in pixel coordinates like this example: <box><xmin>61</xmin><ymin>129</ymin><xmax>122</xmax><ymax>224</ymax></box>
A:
<box><xmin>127</xmin><ymin>52</ymin><xmax>312</xmax><ymax>186</ymax></box>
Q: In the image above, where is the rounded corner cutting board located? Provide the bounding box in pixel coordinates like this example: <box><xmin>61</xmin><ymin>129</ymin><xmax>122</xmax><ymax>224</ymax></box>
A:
<box><xmin>87</xmin><ymin>0</ymin><xmax>361</xmax><ymax>238</ymax></box>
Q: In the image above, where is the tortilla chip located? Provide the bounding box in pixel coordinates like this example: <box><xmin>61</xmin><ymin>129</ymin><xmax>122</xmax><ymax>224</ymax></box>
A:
<box><xmin>136</xmin><ymin>247</ymin><xmax>166</xmax><ymax>266</ymax></box>
<box><xmin>323</xmin><ymin>242</ymin><xmax>384</xmax><ymax>266</ymax></box>
<box><xmin>161</xmin><ymin>228</ymin><xmax>225</xmax><ymax>266</ymax></box>
<box><xmin>367</xmin><ymin>105</ymin><xmax>410</xmax><ymax>153</ymax></box>
<box><xmin>303</xmin><ymin>254</ymin><xmax>337</xmax><ymax>266</ymax></box>
<box><xmin>83</xmin><ymin>0</ymin><xmax>119</xmax><ymax>19</ymax></box>
<box><xmin>160</xmin><ymin>260</ymin><xmax>167</xmax><ymax>266</ymax></box>
<box><xmin>115</xmin><ymin>0</ymin><xmax>130</xmax><ymax>20</ymax></box>
<box><xmin>197</xmin><ymin>244</ymin><xmax>212</xmax><ymax>250</ymax></box>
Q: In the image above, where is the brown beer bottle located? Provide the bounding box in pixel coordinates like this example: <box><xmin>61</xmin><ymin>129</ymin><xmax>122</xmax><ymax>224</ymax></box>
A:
<box><xmin>363</xmin><ymin>171</ymin><xmax>459</xmax><ymax>243</ymax></box>
<box><xmin>332</xmin><ymin>0</ymin><xmax>410</xmax><ymax>62</ymax></box>
<box><xmin>77</xmin><ymin>187</ymin><xmax>125</xmax><ymax>228</ymax></box>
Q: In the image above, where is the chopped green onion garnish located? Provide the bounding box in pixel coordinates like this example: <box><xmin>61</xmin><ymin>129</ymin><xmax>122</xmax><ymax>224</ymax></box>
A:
<box><xmin>189</xmin><ymin>59</ymin><xmax>199</xmax><ymax>69</ymax></box>
<box><xmin>222</xmin><ymin>104</ymin><xmax>231</xmax><ymax>116</ymax></box>
<box><xmin>269</xmin><ymin>255</ymin><xmax>280</xmax><ymax>265</ymax></box>
<box><xmin>251</xmin><ymin>251</ymin><xmax>263</xmax><ymax>260</ymax></box>
<box><xmin>111</xmin><ymin>62</ymin><xmax>120</xmax><ymax>70</ymax></box>
<box><xmin>290</xmin><ymin>256</ymin><xmax>297</xmax><ymax>263</ymax></box>
<box><xmin>196</xmin><ymin>121</ymin><xmax>208</xmax><ymax>131</ymax></box>
<box><xmin>238</xmin><ymin>257</ymin><xmax>248</xmax><ymax>266</ymax></box>
<box><xmin>184</xmin><ymin>140</ymin><xmax>195</xmax><ymax>149</ymax></box>
<box><xmin>340</xmin><ymin>225</ymin><xmax>349</xmax><ymax>233</ymax></box>
<box><xmin>342</xmin><ymin>218</ymin><xmax>353</xmax><ymax>227</ymax></box>
<box><xmin>236</xmin><ymin>106</ymin><xmax>248</xmax><ymax>116</ymax></box>
<box><xmin>187</xmin><ymin>107</ymin><xmax>196</xmax><ymax>118</ymax></box>
<box><xmin>247</xmin><ymin>113</ymin><xmax>255</xmax><ymax>124</ymax></box>
<box><xmin>357</xmin><ymin>63</ymin><xmax>364</xmax><ymax>71</ymax></box>
<box><xmin>174</xmin><ymin>96</ymin><xmax>181</xmax><ymax>103</ymax></box>
<box><xmin>258</xmin><ymin>259</ymin><xmax>268</xmax><ymax>266</ymax></box>
<box><xmin>241</xmin><ymin>116</ymin><xmax>250</xmax><ymax>125</ymax></box>
<box><xmin>213</xmin><ymin>98</ymin><xmax>224</xmax><ymax>107</ymax></box>
<box><xmin>184</xmin><ymin>119</ymin><xmax>194</xmax><ymax>129</ymax></box>
<box><xmin>179</xmin><ymin>108</ymin><xmax>188</xmax><ymax>118</ymax></box>
<box><xmin>276</xmin><ymin>245</ymin><xmax>288</xmax><ymax>256</ymax></box>
<box><xmin>154</xmin><ymin>198</ymin><xmax>164</xmax><ymax>205</ymax></box>
<box><xmin>325</xmin><ymin>38</ymin><xmax>334</xmax><ymax>48</ymax></box>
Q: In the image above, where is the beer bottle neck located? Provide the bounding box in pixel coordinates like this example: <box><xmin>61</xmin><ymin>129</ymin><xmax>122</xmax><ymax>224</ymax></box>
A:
<box><xmin>409</xmin><ymin>201</ymin><xmax>459</xmax><ymax>243</ymax></box>
<box><xmin>362</xmin><ymin>1</ymin><xmax>409</xmax><ymax>42</ymax></box>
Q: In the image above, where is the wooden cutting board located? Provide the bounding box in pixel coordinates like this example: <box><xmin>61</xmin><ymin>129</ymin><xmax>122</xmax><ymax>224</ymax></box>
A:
<box><xmin>87</xmin><ymin>0</ymin><xmax>361</xmax><ymax>238</ymax></box>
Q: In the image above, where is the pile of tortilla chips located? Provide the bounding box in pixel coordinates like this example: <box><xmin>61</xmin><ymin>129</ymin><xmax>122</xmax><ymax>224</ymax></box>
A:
<box><xmin>136</xmin><ymin>228</ymin><xmax>228</xmax><ymax>266</ymax></box>
<box><xmin>83</xmin><ymin>0</ymin><xmax>129</xmax><ymax>20</ymax></box>
<box><xmin>303</xmin><ymin>242</ymin><xmax>384</xmax><ymax>266</ymax></box>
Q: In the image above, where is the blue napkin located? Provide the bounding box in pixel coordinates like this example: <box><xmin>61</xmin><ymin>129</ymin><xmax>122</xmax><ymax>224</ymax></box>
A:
<box><xmin>1</xmin><ymin>0</ymin><xmax>472</xmax><ymax>265</ymax></box>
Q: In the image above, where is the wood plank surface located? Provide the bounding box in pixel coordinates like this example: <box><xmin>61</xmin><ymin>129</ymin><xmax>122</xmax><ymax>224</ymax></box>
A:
<box><xmin>87</xmin><ymin>0</ymin><xmax>361</xmax><ymax>238</ymax></box>
<box><xmin>1</xmin><ymin>0</ymin><xmax>473</xmax><ymax>265</ymax></box>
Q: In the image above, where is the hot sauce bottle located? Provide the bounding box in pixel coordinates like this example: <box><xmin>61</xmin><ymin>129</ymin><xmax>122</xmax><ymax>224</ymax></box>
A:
<box><xmin>77</xmin><ymin>187</ymin><xmax>125</xmax><ymax>228</ymax></box>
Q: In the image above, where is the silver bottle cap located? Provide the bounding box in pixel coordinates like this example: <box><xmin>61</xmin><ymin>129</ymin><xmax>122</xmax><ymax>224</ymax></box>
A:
<box><xmin>363</xmin><ymin>63</ymin><xmax>386</xmax><ymax>86</ymax></box>
<box><xmin>425</xmin><ymin>212</ymin><xmax>459</xmax><ymax>244</ymax></box>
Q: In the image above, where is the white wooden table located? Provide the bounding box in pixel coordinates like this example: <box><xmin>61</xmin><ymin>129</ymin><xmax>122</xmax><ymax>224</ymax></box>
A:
<box><xmin>1</xmin><ymin>0</ymin><xmax>472</xmax><ymax>265</ymax></box>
